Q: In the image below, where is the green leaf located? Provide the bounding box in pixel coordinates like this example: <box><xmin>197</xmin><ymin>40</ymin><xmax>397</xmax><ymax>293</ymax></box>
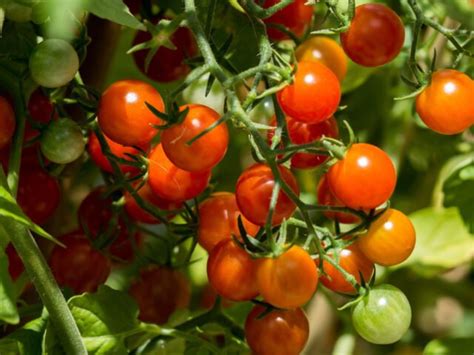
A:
<box><xmin>0</xmin><ymin>247</ymin><xmax>19</xmax><ymax>324</ymax></box>
<box><xmin>423</xmin><ymin>337</ymin><xmax>474</xmax><ymax>355</ymax></box>
<box><xmin>0</xmin><ymin>315</ymin><xmax>48</xmax><ymax>355</ymax></box>
<box><xmin>83</xmin><ymin>0</ymin><xmax>145</xmax><ymax>30</ymax></box>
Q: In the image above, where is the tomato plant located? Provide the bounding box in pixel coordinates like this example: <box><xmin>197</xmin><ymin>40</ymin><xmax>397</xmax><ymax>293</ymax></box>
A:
<box><xmin>0</xmin><ymin>96</ymin><xmax>16</xmax><ymax>149</ymax></box>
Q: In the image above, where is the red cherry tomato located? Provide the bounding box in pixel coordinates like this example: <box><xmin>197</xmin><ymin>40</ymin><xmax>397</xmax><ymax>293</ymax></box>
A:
<box><xmin>98</xmin><ymin>80</ymin><xmax>164</xmax><ymax>147</ymax></box>
<box><xmin>416</xmin><ymin>69</ymin><xmax>474</xmax><ymax>135</ymax></box>
<box><xmin>340</xmin><ymin>4</ymin><xmax>405</xmax><ymax>67</ymax></box>
<box><xmin>268</xmin><ymin>115</ymin><xmax>339</xmax><ymax>169</ymax></box>
<box><xmin>124</xmin><ymin>0</ymin><xmax>140</xmax><ymax>14</ymax></box>
<box><xmin>6</xmin><ymin>243</ymin><xmax>24</xmax><ymax>281</ymax></box>
<box><xmin>207</xmin><ymin>239</ymin><xmax>259</xmax><ymax>301</ymax></box>
<box><xmin>148</xmin><ymin>144</ymin><xmax>211</xmax><ymax>202</ymax></box>
<box><xmin>245</xmin><ymin>305</ymin><xmax>309</xmax><ymax>355</ymax></box>
<box><xmin>256</xmin><ymin>245</ymin><xmax>318</xmax><ymax>309</ymax></box>
<box><xmin>161</xmin><ymin>104</ymin><xmax>229</xmax><ymax>172</ymax></box>
<box><xmin>236</xmin><ymin>163</ymin><xmax>299</xmax><ymax>226</ymax></box>
<box><xmin>262</xmin><ymin>0</ymin><xmax>313</xmax><ymax>41</ymax></box>
<box><xmin>327</xmin><ymin>143</ymin><xmax>396</xmax><ymax>210</ymax></box>
<box><xmin>199</xmin><ymin>283</ymin><xmax>234</xmax><ymax>310</ymax></box>
<box><xmin>87</xmin><ymin>132</ymin><xmax>141</xmax><ymax>174</ymax></box>
<box><xmin>25</xmin><ymin>89</ymin><xmax>55</xmax><ymax>141</ymax></box>
<box><xmin>277</xmin><ymin>61</ymin><xmax>341</xmax><ymax>124</ymax></box>
<box><xmin>319</xmin><ymin>244</ymin><xmax>374</xmax><ymax>294</ymax></box>
<box><xmin>198</xmin><ymin>192</ymin><xmax>260</xmax><ymax>252</ymax></box>
<box><xmin>0</xmin><ymin>96</ymin><xmax>16</xmax><ymax>149</ymax></box>
<box><xmin>129</xmin><ymin>266</ymin><xmax>190</xmax><ymax>324</ymax></box>
<box><xmin>295</xmin><ymin>36</ymin><xmax>348</xmax><ymax>82</ymax></box>
<box><xmin>49</xmin><ymin>232</ymin><xmax>111</xmax><ymax>293</ymax></box>
<box><xmin>357</xmin><ymin>208</ymin><xmax>416</xmax><ymax>266</ymax></box>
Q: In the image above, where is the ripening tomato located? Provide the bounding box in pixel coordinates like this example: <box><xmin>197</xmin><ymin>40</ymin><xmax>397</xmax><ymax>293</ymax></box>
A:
<box><xmin>277</xmin><ymin>61</ymin><xmax>341</xmax><ymax>124</ymax></box>
<box><xmin>148</xmin><ymin>144</ymin><xmax>211</xmax><ymax>202</ymax></box>
<box><xmin>340</xmin><ymin>4</ymin><xmax>405</xmax><ymax>67</ymax></box>
<box><xmin>256</xmin><ymin>245</ymin><xmax>318</xmax><ymax>309</ymax></box>
<box><xmin>98</xmin><ymin>80</ymin><xmax>164</xmax><ymax>147</ymax></box>
<box><xmin>0</xmin><ymin>96</ymin><xmax>16</xmax><ymax>149</ymax></box>
<box><xmin>198</xmin><ymin>192</ymin><xmax>259</xmax><ymax>252</ymax></box>
<box><xmin>207</xmin><ymin>239</ymin><xmax>259</xmax><ymax>301</ymax></box>
<box><xmin>161</xmin><ymin>104</ymin><xmax>229</xmax><ymax>172</ymax></box>
<box><xmin>6</xmin><ymin>243</ymin><xmax>24</xmax><ymax>281</ymax></box>
<box><xmin>199</xmin><ymin>283</ymin><xmax>234</xmax><ymax>310</ymax></box>
<box><xmin>87</xmin><ymin>133</ymin><xmax>141</xmax><ymax>174</ymax></box>
<box><xmin>416</xmin><ymin>69</ymin><xmax>474</xmax><ymax>135</ymax></box>
<box><xmin>25</xmin><ymin>89</ymin><xmax>55</xmax><ymax>141</ymax></box>
<box><xmin>236</xmin><ymin>164</ymin><xmax>299</xmax><ymax>226</ymax></box>
<box><xmin>317</xmin><ymin>175</ymin><xmax>359</xmax><ymax>224</ymax></box>
<box><xmin>268</xmin><ymin>115</ymin><xmax>339</xmax><ymax>169</ymax></box>
<box><xmin>262</xmin><ymin>0</ymin><xmax>313</xmax><ymax>41</ymax></box>
<box><xmin>357</xmin><ymin>208</ymin><xmax>416</xmax><ymax>266</ymax></box>
<box><xmin>295</xmin><ymin>37</ymin><xmax>348</xmax><ymax>82</ymax></box>
<box><xmin>129</xmin><ymin>266</ymin><xmax>190</xmax><ymax>324</ymax></box>
<box><xmin>327</xmin><ymin>143</ymin><xmax>396</xmax><ymax>210</ymax></box>
<box><xmin>319</xmin><ymin>245</ymin><xmax>374</xmax><ymax>294</ymax></box>
<box><xmin>49</xmin><ymin>232</ymin><xmax>111</xmax><ymax>293</ymax></box>
<box><xmin>245</xmin><ymin>305</ymin><xmax>309</xmax><ymax>355</ymax></box>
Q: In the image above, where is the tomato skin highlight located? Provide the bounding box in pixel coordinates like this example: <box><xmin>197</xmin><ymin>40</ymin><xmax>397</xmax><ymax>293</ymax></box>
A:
<box><xmin>161</xmin><ymin>104</ymin><xmax>229</xmax><ymax>172</ymax></box>
<box><xmin>207</xmin><ymin>239</ymin><xmax>259</xmax><ymax>301</ymax></box>
<box><xmin>236</xmin><ymin>163</ymin><xmax>299</xmax><ymax>226</ymax></box>
<box><xmin>98</xmin><ymin>80</ymin><xmax>164</xmax><ymax>147</ymax></box>
<box><xmin>340</xmin><ymin>4</ymin><xmax>405</xmax><ymax>67</ymax></box>
<box><xmin>277</xmin><ymin>61</ymin><xmax>341</xmax><ymax>124</ymax></box>
<box><xmin>357</xmin><ymin>208</ymin><xmax>416</xmax><ymax>266</ymax></box>
<box><xmin>257</xmin><ymin>245</ymin><xmax>318</xmax><ymax>309</ymax></box>
<box><xmin>416</xmin><ymin>69</ymin><xmax>474</xmax><ymax>135</ymax></box>
<box><xmin>327</xmin><ymin>143</ymin><xmax>396</xmax><ymax>210</ymax></box>
<box><xmin>0</xmin><ymin>96</ymin><xmax>16</xmax><ymax>149</ymax></box>
<box><xmin>197</xmin><ymin>192</ymin><xmax>259</xmax><ymax>252</ymax></box>
<box><xmin>245</xmin><ymin>305</ymin><xmax>309</xmax><ymax>355</ymax></box>
<box><xmin>148</xmin><ymin>144</ymin><xmax>211</xmax><ymax>202</ymax></box>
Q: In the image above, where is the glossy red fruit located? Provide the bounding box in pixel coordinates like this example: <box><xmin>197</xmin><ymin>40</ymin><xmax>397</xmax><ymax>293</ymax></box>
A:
<box><xmin>6</xmin><ymin>243</ymin><xmax>24</xmax><ymax>281</ymax></box>
<box><xmin>262</xmin><ymin>0</ymin><xmax>313</xmax><ymax>41</ymax></box>
<box><xmin>236</xmin><ymin>164</ymin><xmax>299</xmax><ymax>226</ymax></box>
<box><xmin>129</xmin><ymin>266</ymin><xmax>190</xmax><ymax>324</ymax></box>
<box><xmin>49</xmin><ymin>232</ymin><xmax>111</xmax><ymax>293</ymax></box>
<box><xmin>268</xmin><ymin>115</ymin><xmax>339</xmax><ymax>169</ymax></box>
<box><xmin>25</xmin><ymin>89</ymin><xmax>55</xmax><ymax>141</ymax></box>
<box><xmin>98</xmin><ymin>80</ymin><xmax>164</xmax><ymax>147</ymax></box>
<box><xmin>148</xmin><ymin>144</ymin><xmax>211</xmax><ymax>202</ymax></box>
<box><xmin>340</xmin><ymin>4</ymin><xmax>405</xmax><ymax>67</ymax></box>
<box><xmin>277</xmin><ymin>61</ymin><xmax>341</xmax><ymax>124</ymax></box>
<box><xmin>0</xmin><ymin>96</ymin><xmax>16</xmax><ymax>149</ymax></box>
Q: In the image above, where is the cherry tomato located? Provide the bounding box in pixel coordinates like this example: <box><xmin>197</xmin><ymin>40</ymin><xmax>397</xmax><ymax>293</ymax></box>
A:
<box><xmin>277</xmin><ymin>61</ymin><xmax>341</xmax><ymax>124</ymax></box>
<box><xmin>327</xmin><ymin>143</ymin><xmax>396</xmax><ymax>210</ymax></box>
<box><xmin>0</xmin><ymin>96</ymin><xmax>16</xmax><ymax>149</ymax></box>
<box><xmin>133</xmin><ymin>23</ymin><xmax>197</xmax><ymax>83</ymax></box>
<box><xmin>256</xmin><ymin>245</ymin><xmax>318</xmax><ymax>309</ymax></box>
<box><xmin>6</xmin><ymin>243</ymin><xmax>24</xmax><ymax>281</ymax></box>
<box><xmin>98</xmin><ymin>80</ymin><xmax>165</xmax><ymax>147</ymax></box>
<box><xmin>40</xmin><ymin>118</ymin><xmax>85</xmax><ymax>164</ymax></box>
<box><xmin>129</xmin><ymin>266</ymin><xmax>190</xmax><ymax>324</ymax></box>
<box><xmin>262</xmin><ymin>0</ymin><xmax>313</xmax><ymax>41</ymax></box>
<box><xmin>268</xmin><ymin>115</ymin><xmax>339</xmax><ymax>169</ymax></box>
<box><xmin>357</xmin><ymin>208</ymin><xmax>416</xmax><ymax>266</ymax></box>
<box><xmin>199</xmin><ymin>284</ymin><xmax>234</xmax><ymax>310</ymax></box>
<box><xmin>161</xmin><ymin>104</ymin><xmax>229</xmax><ymax>172</ymax></box>
<box><xmin>295</xmin><ymin>37</ymin><xmax>348</xmax><ymax>82</ymax></box>
<box><xmin>207</xmin><ymin>239</ymin><xmax>259</xmax><ymax>301</ymax></box>
<box><xmin>319</xmin><ymin>244</ymin><xmax>374</xmax><ymax>294</ymax></box>
<box><xmin>87</xmin><ymin>132</ymin><xmax>141</xmax><ymax>174</ymax></box>
<box><xmin>236</xmin><ymin>163</ymin><xmax>299</xmax><ymax>226</ymax></box>
<box><xmin>49</xmin><ymin>232</ymin><xmax>111</xmax><ymax>294</ymax></box>
<box><xmin>198</xmin><ymin>192</ymin><xmax>259</xmax><ymax>252</ymax></box>
<box><xmin>17</xmin><ymin>167</ymin><xmax>60</xmax><ymax>225</ymax></box>
<box><xmin>124</xmin><ymin>0</ymin><xmax>140</xmax><ymax>14</ymax></box>
<box><xmin>416</xmin><ymin>69</ymin><xmax>474</xmax><ymax>135</ymax></box>
<box><xmin>340</xmin><ymin>4</ymin><xmax>405</xmax><ymax>67</ymax></box>
<box><xmin>245</xmin><ymin>305</ymin><xmax>309</xmax><ymax>355</ymax></box>
<box><xmin>352</xmin><ymin>284</ymin><xmax>412</xmax><ymax>344</ymax></box>
<box><xmin>148</xmin><ymin>144</ymin><xmax>211</xmax><ymax>202</ymax></box>
<box><xmin>25</xmin><ymin>89</ymin><xmax>54</xmax><ymax>141</ymax></box>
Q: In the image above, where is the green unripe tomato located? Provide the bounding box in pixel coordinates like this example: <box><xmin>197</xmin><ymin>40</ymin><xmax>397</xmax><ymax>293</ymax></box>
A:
<box><xmin>29</xmin><ymin>39</ymin><xmax>79</xmax><ymax>88</ymax></box>
<box><xmin>41</xmin><ymin>118</ymin><xmax>85</xmax><ymax>164</ymax></box>
<box><xmin>352</xmin><ymin>284</ymin><xmax>412</xmax><ymax>344</ymax></box>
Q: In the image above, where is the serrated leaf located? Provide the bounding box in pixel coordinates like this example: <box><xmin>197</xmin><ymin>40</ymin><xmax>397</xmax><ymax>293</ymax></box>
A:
<box><xmin>83</xmin><ymin>0</ymin><xmax>145</xmax><ymax>30</ymax></box>
<box><xmin>423</xmin><ymin>337</ymin><xmax>474</xmax><ymax>355</ymax></box>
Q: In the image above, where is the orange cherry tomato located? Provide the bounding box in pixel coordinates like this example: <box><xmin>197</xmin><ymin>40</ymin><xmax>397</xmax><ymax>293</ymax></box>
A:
<box><xmin>295</xmin><ymin>37</ymin><xmax>348</xmax><ymax>82</ymax></box>
<box><xmin>198</xmin><ymin>192</ymin><xmax>259</xmax><ymax>252</ymax></box>
<box><xmin>148</xmin><ymin>144</ymin><xmax>211</xmax><ymax>202</ymax></box>
<box><xmin>0</xmin><ymin>96</ymin><xmax>16</xmax><ymax>149</ymax></box>
<box><xmin>357</xmin><ymin>208</ymin><xmax>416</xmax><ymax>266</ymax></box>
<box><xmin>98</xmin><ymin>80</ymin><xmax>164</xmax><ymax>147</ymax></box>
<box><xmin>207</xmin><ymin>239</ymin><xmax>259</xmax><ymax>301</ymax></box>
<box><xmin>235</xmin><ymin>163</ymin><xmax>299</xmax><ymax>226</ymax></box>
<box><xmin>416</xmin><ymin>69</ymin><xmax>474</xmax><ymax>135</ymax></box>
<box><xmin>161</xmin><ymin>104</ymin><xmax>229</xmax><ymax>172</ymax></box>
<box><xmin>256</xmin><ymin>245</ymin><xmax>318</xmax><ymax>309</ymax></box>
